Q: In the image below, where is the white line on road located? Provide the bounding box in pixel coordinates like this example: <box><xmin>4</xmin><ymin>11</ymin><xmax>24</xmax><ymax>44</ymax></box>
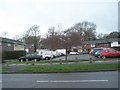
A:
<box><xmin>36</xmin><ymin>80</ymin><xmax>108</xmax><ymax>83</ymax></box>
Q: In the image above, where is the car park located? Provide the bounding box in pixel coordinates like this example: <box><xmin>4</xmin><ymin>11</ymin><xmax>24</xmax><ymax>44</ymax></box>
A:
<box><xmin>69</xmin><ymin>52</ymin><xmax>79</xmax><ymax>55</ymax></box>
<box><xmin>19</xmin><ymin>53</ymin><xmax>42</xmax><ymax>62</ymax></box>
<box><xmin>99</xmin><ymin>49</ymin><xmax>120</xmax><ymax>59</ymax></box>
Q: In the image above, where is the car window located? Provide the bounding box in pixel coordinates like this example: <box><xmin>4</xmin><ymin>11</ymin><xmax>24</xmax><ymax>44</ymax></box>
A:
<box><xmin>109</xmin><ymin>50</ymin><xmax>116</xmax><ymax>52</ymax></box>
<box><xmin>31</xmin><ymin>54</ymin><xmax>34</xmax><ymax>56</ymax></box>
<box><xmin>35</xmin><ymin>52</ymin><xmax>38</xmax><ymax>54</ymax></box>
<box><xmin>40</xmin><ymin>52</ymin><xmax>43</xmax><ymax>54</ymax></box>
<box><xmin>26</xmin><ymin>54</ymin><xmax>31</xmax><ymax>57</ymax></box>
<box><xmin>105</xmin><ymin>50</ymin><xmax>109</xmax><ymax>52</ymax></box>
<box><xmin>94</xmin><ymin>49</ymin><xmax>103</xmax><ymax>52</ymax></box>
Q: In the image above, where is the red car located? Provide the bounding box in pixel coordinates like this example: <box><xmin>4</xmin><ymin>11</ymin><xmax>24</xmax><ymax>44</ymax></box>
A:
<box><xmin>99</xmin><ymin>49</ymin><xmax>120</xmax><ymax>59</ymax></box>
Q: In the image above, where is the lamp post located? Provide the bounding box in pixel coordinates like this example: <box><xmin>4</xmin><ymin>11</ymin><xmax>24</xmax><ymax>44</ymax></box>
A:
<box><xmin>65</xmin><ymin>41</ymin><xmax>68</xmax><ymax>61</ymax></box>
<box><xmin>60</xmin><ymin>37</ymin><xmax>70</xmax><ymax>61</ymax></box>
<box><xmin>65</xmin><ymin>37</ymin><xmax>70</xmax><ymax>61</ymax></box>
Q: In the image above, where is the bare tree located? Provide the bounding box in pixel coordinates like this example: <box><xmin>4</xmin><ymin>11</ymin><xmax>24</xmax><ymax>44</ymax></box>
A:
<box><xmin>74</xmin><ymin>21</ymin><xmax>97</xmax><ymax>41</ymax></box>
<box><xmin>97</xmin><ymin>33</ymin><xmax>103</xmax><ymax>39</ymax></box>
<box><xmin>2</xmin><ymin>32</ymin><xmax>8</xmax><ymax>38</ymax></box>
<box><xmin>99</xmin><ymin>31</ymin><xmax>120</xmax><ymax>39</ymax></box>
<box><xmin>41</xmin><ymin>26</ymin><xmax>64</xmax><ymax>50</ymax></box>
<box><xmin>23</xmin><ymin>25</ymin><xmax>40</xmax><ymax>52</ymax></box>
<box><xmin>13</xmin><ymin>35</ymin><xmax>20</xmax><ymax>40</ymax></box>
<box><xmin>63</xmin><ymin>28</ymin><xmax>82</xmax><ymax>50</ymax></box>
<box><xmin>108</xmin><ymin>31</ymin><xmax>120</xmax><ymax>38</ymax></box>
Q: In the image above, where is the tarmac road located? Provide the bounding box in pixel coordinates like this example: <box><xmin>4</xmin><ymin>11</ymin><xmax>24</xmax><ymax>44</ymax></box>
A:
<box><xmin>2</xmin><ymin>71</ymin><xmax>118</xmax><ymax>88</ymax></box>
<box><xmin>53</xmin><ymin>54</ymin><xmax>97</xmax><ymax>60</ymax></box>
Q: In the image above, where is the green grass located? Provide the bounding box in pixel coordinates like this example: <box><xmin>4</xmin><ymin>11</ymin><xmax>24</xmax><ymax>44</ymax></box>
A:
<box><xmin>8</xmin><ymin>58</ymin><xmax>119</xmax><ymax>64</ymax></box>
<box><xmin>3</xmin><ymin>59</ymin><xmax>17</xmax><ymax>63</ymax></box>
<box><xmin>8</xmin><ymin>60</ymin><xmax>85</xmax><ymax>64</ymax></box>
<box><xmin>17</xmin><ymin>64</ymin><xmax>119</xmax><ymax>72</ymax></box>
<box><xmin>0</xmin><ymin>67</ymin><xmax>12</xmax><ymax>71</ymax></box>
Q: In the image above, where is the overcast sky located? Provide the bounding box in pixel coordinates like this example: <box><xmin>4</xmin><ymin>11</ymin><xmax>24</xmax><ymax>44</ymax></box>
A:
<box><xmin>0</xmin><ymin>0</ymin><xmax>118</xmax><ymax>39</ymax></box>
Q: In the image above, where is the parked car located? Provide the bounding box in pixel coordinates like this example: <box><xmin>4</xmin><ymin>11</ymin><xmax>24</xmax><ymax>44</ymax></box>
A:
<box><xmin>52</xmin><ymin>51</ymin><xmax>62</xmax><ymax>57</ymax></box>
<box><xmin>36</xmin><ymin>50</ymin><xmax>54</xmax><ymax>60</ymax></box>
<box><xmin>89</xmin><ymin>50</ymin><xmax>94</xmax><ymax>55</ymax></box>
<box><xmin>99</xmin><ymin>49</ymin><xmax>120</xmax><ymax>59</ymax></box>
<box><xmin>80</xmin><ymin>51</ymin><xmax>89</xmax><ymax>54</ymax></box>
<box><xmin>56</xmin><ymin>49</ymin><xmax>66</xmax><ymax>56</ymax></box>
<box><xmin>94</xmin><ymin>50</ymin><xmax>103</xmax><ymax>57</ymax></box>
<box><xmin>19</xmin><ymin>53</ymin><xmax>42</xmax><ymax>62</ymax></box>
<box><xmin>69</xmin><ymin>52</ymin><xmax>79</xmax><ymax>55</ymax></box>
<box><xmin>90</xmin><ymin>48</ymin><xmax>105</xmax><ymax>55</ymax></box>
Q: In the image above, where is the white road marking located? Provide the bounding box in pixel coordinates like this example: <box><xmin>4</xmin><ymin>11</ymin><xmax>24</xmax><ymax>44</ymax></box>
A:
<box><xmin>36</xmin><ymin>80</ymin><xmax>108</xmax><ymax>83</ymax></box>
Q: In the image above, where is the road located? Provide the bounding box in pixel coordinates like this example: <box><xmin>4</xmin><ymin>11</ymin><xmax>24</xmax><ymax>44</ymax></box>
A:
<box><xmin>2</xmin><ymin>71</ymin><xmax>118</xmax><ymax>88</ymax></box>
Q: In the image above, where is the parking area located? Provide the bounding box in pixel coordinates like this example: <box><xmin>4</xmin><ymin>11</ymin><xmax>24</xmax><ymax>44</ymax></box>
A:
<box><xmin>52</xmin><ymin>54</ymin><xmax>97</xmax><ymax>61</ymax></box>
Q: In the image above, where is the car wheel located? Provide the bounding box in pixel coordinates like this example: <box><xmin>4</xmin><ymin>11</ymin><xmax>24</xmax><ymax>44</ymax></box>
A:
<box><xmin>26</xmin><ymin>59</ymin><xmax>29</xmax><ymax>62</ymax></box>
<box><xmin>34</xmin><ymin>59</ymin><xmax>37</xmax><ymax>62</ymax></box>
<box><xmin>48</xmin><ymin>57</ymin><xmax>51</xmax><ymax>60</ymax></box>
<box><xmin>98</xmin><ymin>56</ymin><xmax>101</xmax><ymax>58</ymax></box>
<box><xmin>20</xmin><ymin>59</ymin><xmax>23</xmax><ymax>62</ymax></box>
<box><xmin>45</xmin><ymin>57</ymin><xmax>48</xmax><ymax>60</ymax></box>
<box><xmin>102</xmin><ymin>55</ymin><xmax>106</xmax><ymax>59</ymax></box>
<box><xmin>37</xmin><ymin>59</ymin><xmax>40</xmax><ymax>61</ymax></box>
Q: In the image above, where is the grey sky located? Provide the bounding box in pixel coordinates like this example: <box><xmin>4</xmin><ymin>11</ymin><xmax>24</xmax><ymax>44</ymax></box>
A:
<box><xmin>0</xmin><ymin>0</ymin><xmax>118</xmax><ymax>39</ymax></box>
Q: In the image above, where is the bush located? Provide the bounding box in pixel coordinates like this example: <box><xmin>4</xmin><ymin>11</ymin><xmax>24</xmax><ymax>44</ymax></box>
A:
<box><xmin>2</xmin><ymin>50</ymin><xmax>26</xmax><ymax>60</ymax></box>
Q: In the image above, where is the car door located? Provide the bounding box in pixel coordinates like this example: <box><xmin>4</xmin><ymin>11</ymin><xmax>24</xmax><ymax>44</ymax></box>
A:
<box><xmin>25</xmin><ymin>54</ymin><xmax>32</xmax><ymax>59</ymax></box>
<box><xmin>109</xmin><ymin>50</ymin><xmax>119</xmax><ymax>57</ymax></box>
<box><xmin>31</xmin><ymin>54</ymin><xmax>37</xmax><ymax>59</ymax></box>
<box><xmin>104</xmin><ymin>50</ymin><xmax>110</xmax><ymax>56</ymax></box>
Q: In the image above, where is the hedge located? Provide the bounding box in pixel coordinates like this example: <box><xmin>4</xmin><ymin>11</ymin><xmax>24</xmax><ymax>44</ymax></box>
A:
<box><xmin>2</xmin><ymin>50</ymin><xmax>26</xmax><ymax>60</ymax></box>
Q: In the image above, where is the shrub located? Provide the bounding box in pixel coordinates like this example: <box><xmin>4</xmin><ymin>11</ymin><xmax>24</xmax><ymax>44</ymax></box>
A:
<box><xmin>2</xmin><ymin>50</ymin><xmax>26</xmax><ymax>60</ymax></box>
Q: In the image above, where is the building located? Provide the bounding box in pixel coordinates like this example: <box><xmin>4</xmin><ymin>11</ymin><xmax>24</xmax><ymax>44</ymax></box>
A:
<box><xmin>0</xmin><ymin>37</ymin><xmax>25</xmax><ymax>52</ymax></box>
<box><xmin>83</xmin><ymin>38</ymin><xmax>120</xmax><ymax>51</ymax></box>
<box><xmin>71</xmin><ymin>38</ymin><xmax>120</xmax><ymax>52</ymax></box>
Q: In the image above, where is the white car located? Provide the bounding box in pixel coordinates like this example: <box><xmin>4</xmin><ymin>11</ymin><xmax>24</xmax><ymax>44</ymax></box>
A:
<box><xmin>52</xmin><ymin>51</ymin><xmax>62</xmax><ymax>57</ymax></box>
<box><xmin>69</xmin><ymin>52</ymin><xmax>79</xmax><ymax>55</ymax></box>
<box><xmin>36</xmin><ymin>51</ymin><xmax>54</xmax><ymax>60</ymax></box>
<box><xmin>56</xmin><ymin>49</ymin><xmax>66</xmax><ymax>55</ymax></box>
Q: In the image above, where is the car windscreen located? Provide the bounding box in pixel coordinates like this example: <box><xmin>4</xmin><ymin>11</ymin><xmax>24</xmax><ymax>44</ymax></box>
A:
<box><xmin>94</xmin><ymin>49</ymin><xmax>103</xmax><ymax>52</ymax></box>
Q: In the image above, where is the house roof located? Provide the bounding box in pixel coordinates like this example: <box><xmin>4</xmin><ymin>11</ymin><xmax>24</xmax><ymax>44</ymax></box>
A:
<box><xmin>0</xmin><ymin>37</ymin><xmax>25</xmax><ymax>45</ymax></box>
<box><xmin>82</xmin><ymin>38</ymin><xmax>120</xmax><ymax>44</ymax></box>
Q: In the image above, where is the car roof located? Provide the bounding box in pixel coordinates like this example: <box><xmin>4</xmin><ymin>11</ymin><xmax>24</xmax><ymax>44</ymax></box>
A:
<box><xmin>103</xmin><ymin>48</ymin><xmax>115</xmax><ymax>51</ymax></box>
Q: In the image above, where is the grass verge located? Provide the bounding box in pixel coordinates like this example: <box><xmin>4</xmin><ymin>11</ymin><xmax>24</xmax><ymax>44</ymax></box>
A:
<box><xmin>3</xmin><ymin>59</ymin><xmax>18</xmax><ymax>63</ymax></box>
<box><xmin>17</xmin><ymin>64</ymin><xmax>119</xmax><ymax>72</ymax></box>
<box><xmin>8</xmin><ymin>58</ymin><xmax>119</xmax><ymax>64</ymax></box>
<box><xmin>0</xmin><ymin>67</ymin><xmax>12</xmax><ymax>71</ymax></box>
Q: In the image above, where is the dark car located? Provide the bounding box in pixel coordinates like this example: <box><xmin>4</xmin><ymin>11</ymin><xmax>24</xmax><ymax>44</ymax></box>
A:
<box><xmin>19</xmin><ymin>53</ymin><xmax>42</xmax><ymax>62</ymax></box>
<box><xmin>80</xmin><ymin>51</ymin><xmax>89</xmax><ymax>54</ymax></box>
